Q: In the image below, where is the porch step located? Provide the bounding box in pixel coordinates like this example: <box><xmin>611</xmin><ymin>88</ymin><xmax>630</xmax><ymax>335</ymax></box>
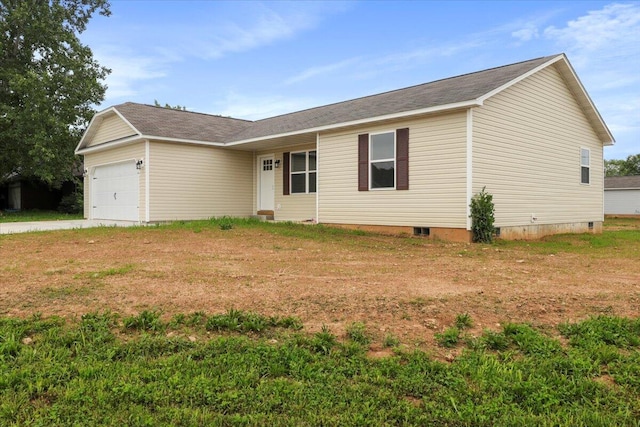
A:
<box><xmin>251</xmin><ymin>214</ymin><xmax>274</xmax><ymax>221</ymax></box>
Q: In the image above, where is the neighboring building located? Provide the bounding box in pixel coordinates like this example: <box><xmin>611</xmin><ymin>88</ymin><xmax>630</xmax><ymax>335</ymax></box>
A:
<box><xmin>0</xmin><ymin>178</ymin><xmax>68</xmax><ymax>211</ymax></box>
<box><xmin>604</xmin><ymin>176</ymin><xmax>640</xmax><ymax>216</ymax></box>
<box><xmin>75</xmin><ymin>54</ymin><xmax>614</xmax><ymax>241</ymax></box>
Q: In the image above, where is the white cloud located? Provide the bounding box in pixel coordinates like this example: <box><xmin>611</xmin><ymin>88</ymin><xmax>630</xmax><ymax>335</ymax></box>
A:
<box><xmin>93</xmin><ymin>47</ymin><xmax>169</xmax><ymax>103</ymax></box>
<box><xmin>511</xmin><ymin>25</ymin><xmax>539</xmax><ymax>42</ymax></box>
<box><xmin>184</xmin><ymin>2</ymin><xmax>349</xmax><ymax>60</ymax></box>
<box><xmin>285</xmin><ymin>57</ymin><xmax>362</xmax><ymax>85</ymax></box>
<box><xmin>544</xmin><ymin>3</ymin><xmax>640</xmax><ymax>53</ymax></box>
<box><xmin>542</xmin><ymin>3</ymin><xmax>640</xmax><ymax>158</ymax></box>
<box><xmin>193</xmin><ymin>10</ymin><xmax>310</xmax><ymax>59</ymax></box>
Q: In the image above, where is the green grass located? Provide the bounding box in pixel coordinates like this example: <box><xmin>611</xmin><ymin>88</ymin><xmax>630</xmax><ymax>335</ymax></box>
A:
<box><xmin>0</xmin><ymin>210</ymin><xmax>83</xmax><ymax>223</ymax></box>
<box><xmin>163</xmin><ymin>216</ymin><xmax>371</xmax><ymax>241</ymax></box>
<box><xmin>494</xmin><ymin>224</ymin><xmax>640</xmax><ymax>258</ymax></box>
<box><xmin>1</xmin><ymin>312</ymin><xmax>638</xmax><ymax>425</ymax></box>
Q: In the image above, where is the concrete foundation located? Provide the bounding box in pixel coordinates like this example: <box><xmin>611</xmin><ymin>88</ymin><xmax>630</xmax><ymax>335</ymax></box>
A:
<box><xmin>496</xmin><ymin>221</ymin><xmax>602</xmax><ymax>240</ymax></box>
<box><xmin>326</xmin><ymin>221</ymin><xmax>603</xmax><ymax>243</ymax></box>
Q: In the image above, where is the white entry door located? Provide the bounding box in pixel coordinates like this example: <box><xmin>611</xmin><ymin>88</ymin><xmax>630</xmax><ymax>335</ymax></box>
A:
<box><xmin>258</xmin><ymin>155</ymin><xmax>275</xmax><ymax>211</ymax></box>
<box><xmin>92</xmin><ymin>161</ymin><xmax>139</xmax><ymax>221</ymax></box>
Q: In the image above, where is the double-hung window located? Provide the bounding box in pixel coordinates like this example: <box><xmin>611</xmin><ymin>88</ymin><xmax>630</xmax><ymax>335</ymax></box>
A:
<box><xmin>290</xmin><ymin>150</ymin><xmax>317</xmax><ymax>194</ymax></box>
<box><xmin>580</xmin><ymin>148</ymin><xmax>590</xmax><ymax>184</ymax></box>
<box><xmin>370</xmin><ymin>132</ymin><xmax>396</xmax><ymax>189</ymax></box>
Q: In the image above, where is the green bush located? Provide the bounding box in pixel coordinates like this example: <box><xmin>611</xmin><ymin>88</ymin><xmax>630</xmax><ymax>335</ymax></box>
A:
<box><xmin>57</xmin><ymin>181</ymin><xmax>83</xmax><ymax>214</ymax></box>
<box><xmin>469</xmin><ymin>186</ymin><xmax>495</xmax><ymax>243</ymax></box>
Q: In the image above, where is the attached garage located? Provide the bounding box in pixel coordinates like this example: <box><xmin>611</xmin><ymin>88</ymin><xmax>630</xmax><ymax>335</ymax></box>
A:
<box><xmin>91</xmin><ymin>161</ymin><xmax>140</xmax><ymax>221</ymax></box>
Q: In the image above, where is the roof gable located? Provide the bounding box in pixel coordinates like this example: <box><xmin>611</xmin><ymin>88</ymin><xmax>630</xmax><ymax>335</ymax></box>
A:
<box><xmin>76</xmin><ymin>103</ymin><xmax>253</xmax><ymax>152</ymax></box>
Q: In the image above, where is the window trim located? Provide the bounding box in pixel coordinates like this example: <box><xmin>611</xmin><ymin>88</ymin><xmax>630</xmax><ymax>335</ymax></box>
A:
<box><xmin>580</xmin><ymin>147</ymin><xmax>590</xmax><ymax>185</ymax></box>
<box><xmin>369</xmin><ymin>130</ymin><xmax>396</xmax><ymax>190</ymax></box>
<box><xmin>289</xmin><ymin>150</ymin><xmax>317</xmax><ymax>194</ymax></box>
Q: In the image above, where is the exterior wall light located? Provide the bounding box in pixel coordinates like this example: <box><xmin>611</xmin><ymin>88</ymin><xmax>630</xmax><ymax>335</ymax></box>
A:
<box><xmin>274</xmin><ymin>159</ymin><xmax>281</xmax><ymax>168</ymax></box>
<box><xmin>136</xmin><ymin>159</ymin><xmax>144</xmax><ymax>170</ymax></box>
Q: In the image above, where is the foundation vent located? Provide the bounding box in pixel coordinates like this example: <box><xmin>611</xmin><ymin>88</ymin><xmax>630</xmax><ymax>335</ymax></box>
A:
<box><xmin>413</xmin><ymin>227</ymin><xmax>430</xmax><ymax>237</ymax></box>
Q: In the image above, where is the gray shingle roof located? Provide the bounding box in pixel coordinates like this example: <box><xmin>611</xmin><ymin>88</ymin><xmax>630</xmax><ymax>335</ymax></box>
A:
<box><xmin>226</xmin><ymin>55</ymin><xmax>559</xmax><ymax>142</ymax></box>
<box><xmin>109</xmin><ymin>55</ymin><xmax>558</xmax><ymax>144</ymax></box>
<box><xmin>114</xmin><ymin>102</ymin><xmax>252</xmax><ymax>143</ymax></box>
<box><xmin>605</xmin><ymin>176</ymin><xmax>640</xmax><ymax>189</ymax></box>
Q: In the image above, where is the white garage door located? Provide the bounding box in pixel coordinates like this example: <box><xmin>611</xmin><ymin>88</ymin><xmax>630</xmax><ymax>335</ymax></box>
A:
<box><xmin>92</xmin><ymin>162</ymin><xmax>139</xmax><ymax>221</ymax></box>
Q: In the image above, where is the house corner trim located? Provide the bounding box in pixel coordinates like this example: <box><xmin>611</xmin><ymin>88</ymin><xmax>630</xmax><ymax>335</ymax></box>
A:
<box><xmin>466</xmin><ymin>108</ymin><xmax>473</xmax><ymax>231</ymax></box>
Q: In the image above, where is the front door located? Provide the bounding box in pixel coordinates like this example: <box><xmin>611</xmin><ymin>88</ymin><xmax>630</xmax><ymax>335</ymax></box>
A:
<box><xmin>258</xmin><ymin>155</ymin><xmax>274</xmax><ymax>211</ymax></box>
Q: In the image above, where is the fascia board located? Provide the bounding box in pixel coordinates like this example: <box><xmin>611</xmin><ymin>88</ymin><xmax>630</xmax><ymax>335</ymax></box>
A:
<box><xmin>477</xmin><ymin>55</ymin><xmax>566</xmax><ymax>103</ymax></box>
<box><xmin>555</xmin><ymin>56</ymin><xmax>615</xmax><ymax>145</ymax></box>
<box><xmin>75</xmin><ymin>135</ymin><xmax>142</xmax><ymax>154</ymax></box>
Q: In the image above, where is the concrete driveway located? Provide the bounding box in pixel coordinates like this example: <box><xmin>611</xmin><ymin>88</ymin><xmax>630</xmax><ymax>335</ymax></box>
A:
<box><xmin>0</xmin><ymin>219</ymin><xmax>141</xmax><ymax>235</ymax></box>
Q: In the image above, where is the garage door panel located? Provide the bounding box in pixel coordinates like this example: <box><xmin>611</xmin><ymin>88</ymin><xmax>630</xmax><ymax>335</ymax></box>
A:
<box><xmin>92</xmin><ymin>162</ymin><xmax>139</xmax><ymax>221</ymax></box>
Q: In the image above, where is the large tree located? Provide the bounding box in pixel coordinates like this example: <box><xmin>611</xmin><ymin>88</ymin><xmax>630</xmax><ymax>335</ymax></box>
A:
<box><xmin>605</xmin><ymin>154</ymin><xmax>640</xmax><ymax>177</ymax></box>
<box><xmin>0</xmin><ymin>0</ymin><xmax>110</xmax><ymax>186</ymax></box>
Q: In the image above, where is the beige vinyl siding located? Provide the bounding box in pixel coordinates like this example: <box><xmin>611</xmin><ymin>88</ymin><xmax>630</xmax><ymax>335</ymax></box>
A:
<box><xmin>318</xmin><ymin>112</ymin><xmax>468</xmax><ymax>227</ymax></box>
<box><xmin>87</xmin><ymin>114</ymin><xmax>136</xmax><ymax>147</ymax></box>
<box><xmin>83</xmin><ymin>143</ymin><xmax>145</xmax><ymax>221</ymax></box>
<box><xmin>473</xmin><ymin>64</ymin><xmax>604</xmax><ymax>227</ymax></box>
<box><xmin>148</xmin><ymin>141</ymin><xmax>253</xmax><ymax>221</ymax></box>
<box><xmin>255</xmin><ymin>143</ymin><xmax>317</xmax><ymax>221</ymax></box>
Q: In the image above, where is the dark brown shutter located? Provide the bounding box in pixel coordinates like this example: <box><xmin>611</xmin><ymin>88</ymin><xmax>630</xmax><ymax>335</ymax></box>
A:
<box><xmin>358</xmin><ymin>134</ymin><xmax>369</xmax><ymax>191</ymax></box>
<box><xmin>396</xmin><ymin>128</ymin><xmax>409</xmax><ymax>190</ymax></box>
<box><xmin>283</xmin><ymin>152</ymin><xmax>290</xmax><ymax>195</ymax></box>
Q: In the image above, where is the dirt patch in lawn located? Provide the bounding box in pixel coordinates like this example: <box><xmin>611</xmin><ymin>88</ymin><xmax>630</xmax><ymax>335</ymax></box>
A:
<box><xmin>1</xmin><ymin>221</ymin><xmax>639</xmax><ymax>355</ymax></box>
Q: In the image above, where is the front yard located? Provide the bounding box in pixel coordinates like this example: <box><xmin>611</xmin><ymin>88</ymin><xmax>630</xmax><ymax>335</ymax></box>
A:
<box><xmin>1</xmin><ymin>217</ymin><xmax>638</xmax><ymax>350</ymax></box>
<box><xmin>1</xmin><ymin>218</ymin><xmax>639</xmax><ymax>424</ymax></box>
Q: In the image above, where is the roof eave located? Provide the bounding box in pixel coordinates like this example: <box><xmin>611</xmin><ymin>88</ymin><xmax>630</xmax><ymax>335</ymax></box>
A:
<box><xmin>604</xmin><ymin>187</ymin><xmax>640</xmax><ymax>191</ymax></box>
<box><xmin>224</xmin><ymin>99</ymin><xmax>482</xmax><ymax>146</ymax></box>
<box><xmin>76</xmin><ymin>134</ymin><xmax>226</xmax><ymax>155</ymax></box>
<box><xmin>75</xmin><ymin>135</ymin><xmax>143</xmax><ymax>155</ymax></box>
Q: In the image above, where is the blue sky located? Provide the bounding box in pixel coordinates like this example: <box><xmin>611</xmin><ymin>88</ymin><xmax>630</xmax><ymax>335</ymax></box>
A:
<box><xmin>81</xmin><ymin>1</ymin><xmax>639</xmax><ymax>159</ymax></box>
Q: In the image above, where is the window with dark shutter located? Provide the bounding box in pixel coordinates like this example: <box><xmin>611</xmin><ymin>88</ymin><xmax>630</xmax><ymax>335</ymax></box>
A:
<box><xmin>358</xmin><ymin>129</ymin><xmax>409</xmax><ymax>191</ymax></box>
<box><xmin>290</xmin><ymin>150</ymin><xmax>317</xmax><ymax>194</ymax></box>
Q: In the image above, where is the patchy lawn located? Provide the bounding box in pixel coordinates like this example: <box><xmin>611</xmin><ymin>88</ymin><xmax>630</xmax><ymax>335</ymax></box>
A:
<box><xmin>1</xmin><ymin>218</ymin><xmax>639</xmax><ymax>354</ymax></box>
<box><xmin>0</xmin><ymin>210</ymin><xmax>82</xmax><ymax>223</ymax></box>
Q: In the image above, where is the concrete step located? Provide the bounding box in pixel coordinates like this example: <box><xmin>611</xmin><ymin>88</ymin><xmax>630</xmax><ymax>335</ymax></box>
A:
<box><xmin>251</xmin><ymin>214</ymin><xmax>274</xmax><ymax>221</ymax></box>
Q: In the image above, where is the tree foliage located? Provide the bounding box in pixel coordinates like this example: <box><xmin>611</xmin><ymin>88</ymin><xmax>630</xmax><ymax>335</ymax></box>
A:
<box><xmin>154</xmin><ymin>99</ymin><xmax>187</xmax><ymax>111</ymax></box>
<box><xmin>605</xmin><ymin>154</ymin><xmax>640</xmax><ymax>177</ymax></box>
<box><xmin>0</xmin><ymin>0</ymin><xmax>111</xmax><ymax>186</ymax></box>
